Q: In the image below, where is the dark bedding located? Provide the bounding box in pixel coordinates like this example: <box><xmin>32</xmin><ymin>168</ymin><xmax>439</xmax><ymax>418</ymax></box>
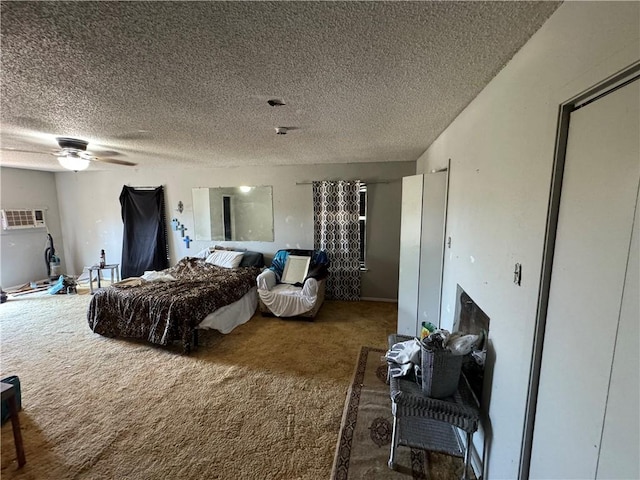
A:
<box><xmin>87</xmin><ymin>257</ymin><xmax>261</xmax><ymax>351</ymax></box>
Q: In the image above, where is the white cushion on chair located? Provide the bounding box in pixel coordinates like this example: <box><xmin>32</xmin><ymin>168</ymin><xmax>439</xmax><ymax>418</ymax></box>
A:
<box><xmin>258</xmin><ymin>278</ymin><xmax>319</xmax><ymax>317</ymax></box>
<box><xmin>256</xmin><ymin>269</ymin><xmax>277</xmax><ymax>290</ymax></box>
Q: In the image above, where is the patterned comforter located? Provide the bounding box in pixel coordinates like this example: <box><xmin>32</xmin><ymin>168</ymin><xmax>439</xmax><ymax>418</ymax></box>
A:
<box><xmin>87</xmin><ymin>257</ymin><xmax>261</xmax><ymax>351</ymax></box>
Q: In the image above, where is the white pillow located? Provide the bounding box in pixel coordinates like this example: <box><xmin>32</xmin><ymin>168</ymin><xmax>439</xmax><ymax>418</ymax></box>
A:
<box><xmin>205</xmin><ymin>250</ymin><xmax>244</xmax><ymax>268</ymax></box>
<box><xmin>194</xmin><ymin>247</ymin><xmax>214</xmax><ymax>259</ymax></box>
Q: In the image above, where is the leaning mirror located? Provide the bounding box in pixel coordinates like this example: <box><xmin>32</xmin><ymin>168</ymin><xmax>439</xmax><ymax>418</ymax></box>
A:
<box><xmin>192</xmin><ymin>186</ymin><xmax>274</xmax><ymax>242</ymax></box>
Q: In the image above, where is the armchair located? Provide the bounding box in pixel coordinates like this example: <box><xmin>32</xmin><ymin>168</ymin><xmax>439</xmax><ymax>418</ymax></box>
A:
<box><xmin>257</xmin><ymin>249</ymin><xmax>329</xmax><ymax>319</ymax></box>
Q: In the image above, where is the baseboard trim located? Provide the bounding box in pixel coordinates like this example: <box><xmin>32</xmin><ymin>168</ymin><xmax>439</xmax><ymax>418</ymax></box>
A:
<box><xmin>360</xmin><ymin>297</ymin><xmax>397</xmax><ymax>303</ymax></box>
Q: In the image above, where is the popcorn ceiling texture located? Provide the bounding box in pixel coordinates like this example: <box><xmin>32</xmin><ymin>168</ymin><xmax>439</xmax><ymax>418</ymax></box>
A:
<box><xmin>0</xmin><ymin>1</ymin><xmax>560</xmax><ymax>171</ymax></box>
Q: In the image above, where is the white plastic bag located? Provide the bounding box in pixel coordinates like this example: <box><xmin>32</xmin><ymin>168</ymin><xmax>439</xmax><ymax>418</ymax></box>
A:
<box><xmin>385</xmin><ymin>338</ymin><xmax>421</xmax><ymax>365</ymax></box>
<box><xmin>447</xmin><ymin>334</ymin><xmax>481</xmax><ymax>356</ymax></box>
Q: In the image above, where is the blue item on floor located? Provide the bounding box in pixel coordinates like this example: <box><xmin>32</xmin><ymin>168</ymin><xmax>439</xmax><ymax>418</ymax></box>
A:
<box><xmin>48</xmin><ymin>275</ymin><xmax>77</xmax><ymax>295</ymax></box>
<box><xmin>48</xmin><ymin>275</ymin><xmax>65</xmax><ymax>294</ymax></box>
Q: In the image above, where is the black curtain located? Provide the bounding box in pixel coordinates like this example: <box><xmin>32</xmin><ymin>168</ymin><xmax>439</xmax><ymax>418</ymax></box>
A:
<box><xmin>120</xmin><ymin>186</ymin><xmax>169</xmax><ymax>278</ymax></box>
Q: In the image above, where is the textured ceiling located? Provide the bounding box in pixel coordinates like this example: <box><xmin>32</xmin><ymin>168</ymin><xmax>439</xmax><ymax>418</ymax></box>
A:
<box><xmin>0</xmin><ymin>1</ymin><xmax>561</xmax><ymax>172</ymax></box>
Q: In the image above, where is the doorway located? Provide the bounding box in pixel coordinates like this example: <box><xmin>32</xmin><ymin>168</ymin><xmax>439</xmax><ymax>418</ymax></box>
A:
<box><xmin>222</xmin><ymin>195</ymin><xmax>233</xmax><ymax>241</ymax></box>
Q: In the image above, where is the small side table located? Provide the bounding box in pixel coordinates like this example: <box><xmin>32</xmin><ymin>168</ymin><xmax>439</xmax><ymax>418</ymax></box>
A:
<box><xmin>388</xmin><ymin>334</ymin><xmax>480</xmax><ymax>480</ymax></box>
<box><xmin>86</xmin><ymin>263</ymin><xmax>120</xmax><ymax>294</ymax></box>
<box><xmin>1</xmin><ymin>382</ymin><xmax>26</xmax><ymax>467</ymax></box>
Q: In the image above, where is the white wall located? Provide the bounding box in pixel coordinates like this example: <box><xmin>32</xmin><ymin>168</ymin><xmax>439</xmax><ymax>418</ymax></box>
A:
<box><xmin>54</xmin><ymin>161</ymin><xmax>414</xmax><ymax>300</ymax></box>
<box><xmin>0</xmin><ymin>167</ymin><xmax>66</xmax><ymax>287</ymax></box>
<box><xmin>416</xmin><ymin>2</ymin><xmax>639</xmax><ymax>478</ymax></box>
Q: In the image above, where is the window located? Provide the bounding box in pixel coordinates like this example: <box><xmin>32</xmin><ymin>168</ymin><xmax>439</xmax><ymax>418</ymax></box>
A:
<box><xmin>359</xmin><ymin>184</ymin><xmax>367</xmax><ymax>270</ymax></box>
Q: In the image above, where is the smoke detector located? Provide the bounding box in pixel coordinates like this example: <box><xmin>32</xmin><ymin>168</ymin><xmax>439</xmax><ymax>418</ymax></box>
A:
<box><xmin>275</xmin><ymin>127</ymin><xmax>288</xmax><ymax>135</ymax></box>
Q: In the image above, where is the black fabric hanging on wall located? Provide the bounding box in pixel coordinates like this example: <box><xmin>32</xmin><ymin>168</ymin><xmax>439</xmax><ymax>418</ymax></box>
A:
<box><xmin>120</xmin><ymin>186</ymin><xmax>169</xmax><ymax>279</ymax></box>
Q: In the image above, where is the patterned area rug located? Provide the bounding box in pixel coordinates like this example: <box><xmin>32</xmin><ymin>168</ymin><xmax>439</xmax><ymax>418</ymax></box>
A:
<box><xmin>331</xmin><ymin>346</ymin><xmax>469</xmax><ymax>480</ymax></box>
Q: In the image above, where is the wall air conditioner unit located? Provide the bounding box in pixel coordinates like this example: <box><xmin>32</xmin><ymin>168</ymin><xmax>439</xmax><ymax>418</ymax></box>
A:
<box><xmin>1</xmin><ymin>209</ymin><xmax>46</xmax><ymax>230</ymax></box>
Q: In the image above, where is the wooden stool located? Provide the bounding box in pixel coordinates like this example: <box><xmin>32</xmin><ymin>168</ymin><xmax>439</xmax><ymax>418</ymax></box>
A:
<box><xmin>1</xmin><ymin>382</ymin><xmax>26</xmax><ymax>467</ymax></box>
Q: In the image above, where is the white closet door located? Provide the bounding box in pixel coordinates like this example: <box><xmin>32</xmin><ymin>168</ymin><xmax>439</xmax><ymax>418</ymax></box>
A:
<box><xmin>417</xmin><ymin>171</ymin><xmax>447</xmax><ymax>329</ymax></box>
<box><xmin>596</xmin><ymin>189</ymin><xmax>639</xmax><ymax>479</ymax></box>
<box><xmin>398</xmin><ymin>174</ymin><xmax>424</xmax><ymax>336</ymax></box>
<box><xmin>530</xmin><ymin>79</ymin><xmax>639</xmax><ymax>479</ymax></box>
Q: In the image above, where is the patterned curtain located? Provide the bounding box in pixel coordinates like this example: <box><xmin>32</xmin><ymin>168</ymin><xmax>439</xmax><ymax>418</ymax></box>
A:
<box><xmin>313</xmin><ymin>180</ymin><xmax>361</xmax><ymax>301</ymax></box>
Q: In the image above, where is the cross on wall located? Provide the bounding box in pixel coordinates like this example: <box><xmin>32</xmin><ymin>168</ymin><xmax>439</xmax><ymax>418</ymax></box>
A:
<box><xmin>172</xmin><ymin>217</ymin><xmax>190</xmax><ymax>248</ymax></box>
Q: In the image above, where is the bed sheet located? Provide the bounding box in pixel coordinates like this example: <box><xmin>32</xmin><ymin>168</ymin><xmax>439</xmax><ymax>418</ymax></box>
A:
<box><xmin>198</xmin><ymin>286</ymin><xmax>257</xmax><ymax>333</ymax></box>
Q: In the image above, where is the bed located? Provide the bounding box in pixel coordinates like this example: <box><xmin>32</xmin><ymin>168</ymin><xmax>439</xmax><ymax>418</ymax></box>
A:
<box><xmin>87</xmin><ymin>249</ymin><xmax>264</xmax><ymax>352</ymax></box>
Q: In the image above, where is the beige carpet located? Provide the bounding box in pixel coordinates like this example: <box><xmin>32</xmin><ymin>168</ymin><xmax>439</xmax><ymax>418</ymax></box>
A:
<box><xmin>0</xmin><ymin>291</ymin><xmax>398</xmax><ymax>479</ymax></box>
<box><xmin>331</xmin><ymin>346</ymin><xmax>470</xmax><ymax>480</ymax></box>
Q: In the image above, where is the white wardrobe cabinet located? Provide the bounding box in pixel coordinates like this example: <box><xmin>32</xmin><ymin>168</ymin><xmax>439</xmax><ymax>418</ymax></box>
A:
<box><xmin>397</xmin><ymin>172</ymin><xmax>448</xmax><ymax>337</ymax></box>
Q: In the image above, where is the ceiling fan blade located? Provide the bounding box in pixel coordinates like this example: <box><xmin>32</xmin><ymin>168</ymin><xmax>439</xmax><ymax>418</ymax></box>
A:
<box><xmin>1</xmin><ymin>130</ymin><xmax>59</xmax><ymax>149</ymax></box>
<box><xmin>92</xmin><ymin>157</ymin><xmax>137</xmax><ymax>167</ymax></box>
<box><xmin>11</xmin><ymin>117</ymin><xmax>57</xmax><ymax>133</ymax></box>
<box><xmin>90</xmin><ymin>149</ymin><xmax>122</xmax><ymax>157</ymax></box>
<box><xmin>1</xmin><ymin>147</ymin><xmax>50</xmax><ymax>154</ymax></box>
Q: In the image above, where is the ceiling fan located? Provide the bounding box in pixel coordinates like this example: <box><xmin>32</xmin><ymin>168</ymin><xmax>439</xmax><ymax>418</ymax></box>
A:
<box><xmin>52</xmin><ymin>137</ymin><xmax>137</xmax><ymax>171</ymax></box>
<box><xmin>2</xmin><ymin>136</ymin><xmax>137</xmax><ymax>171</ymax></box>
<box><xmin>52</xmin><ymin>137</ymin><xmax>138</xmax><ymax>171</ymax></box>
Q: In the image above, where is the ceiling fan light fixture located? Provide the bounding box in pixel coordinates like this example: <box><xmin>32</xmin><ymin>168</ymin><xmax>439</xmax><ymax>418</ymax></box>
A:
<box><xmin>58</xmin><ymin>152</ymin><xmax>90</xmax><ymax>171</ymax></box>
